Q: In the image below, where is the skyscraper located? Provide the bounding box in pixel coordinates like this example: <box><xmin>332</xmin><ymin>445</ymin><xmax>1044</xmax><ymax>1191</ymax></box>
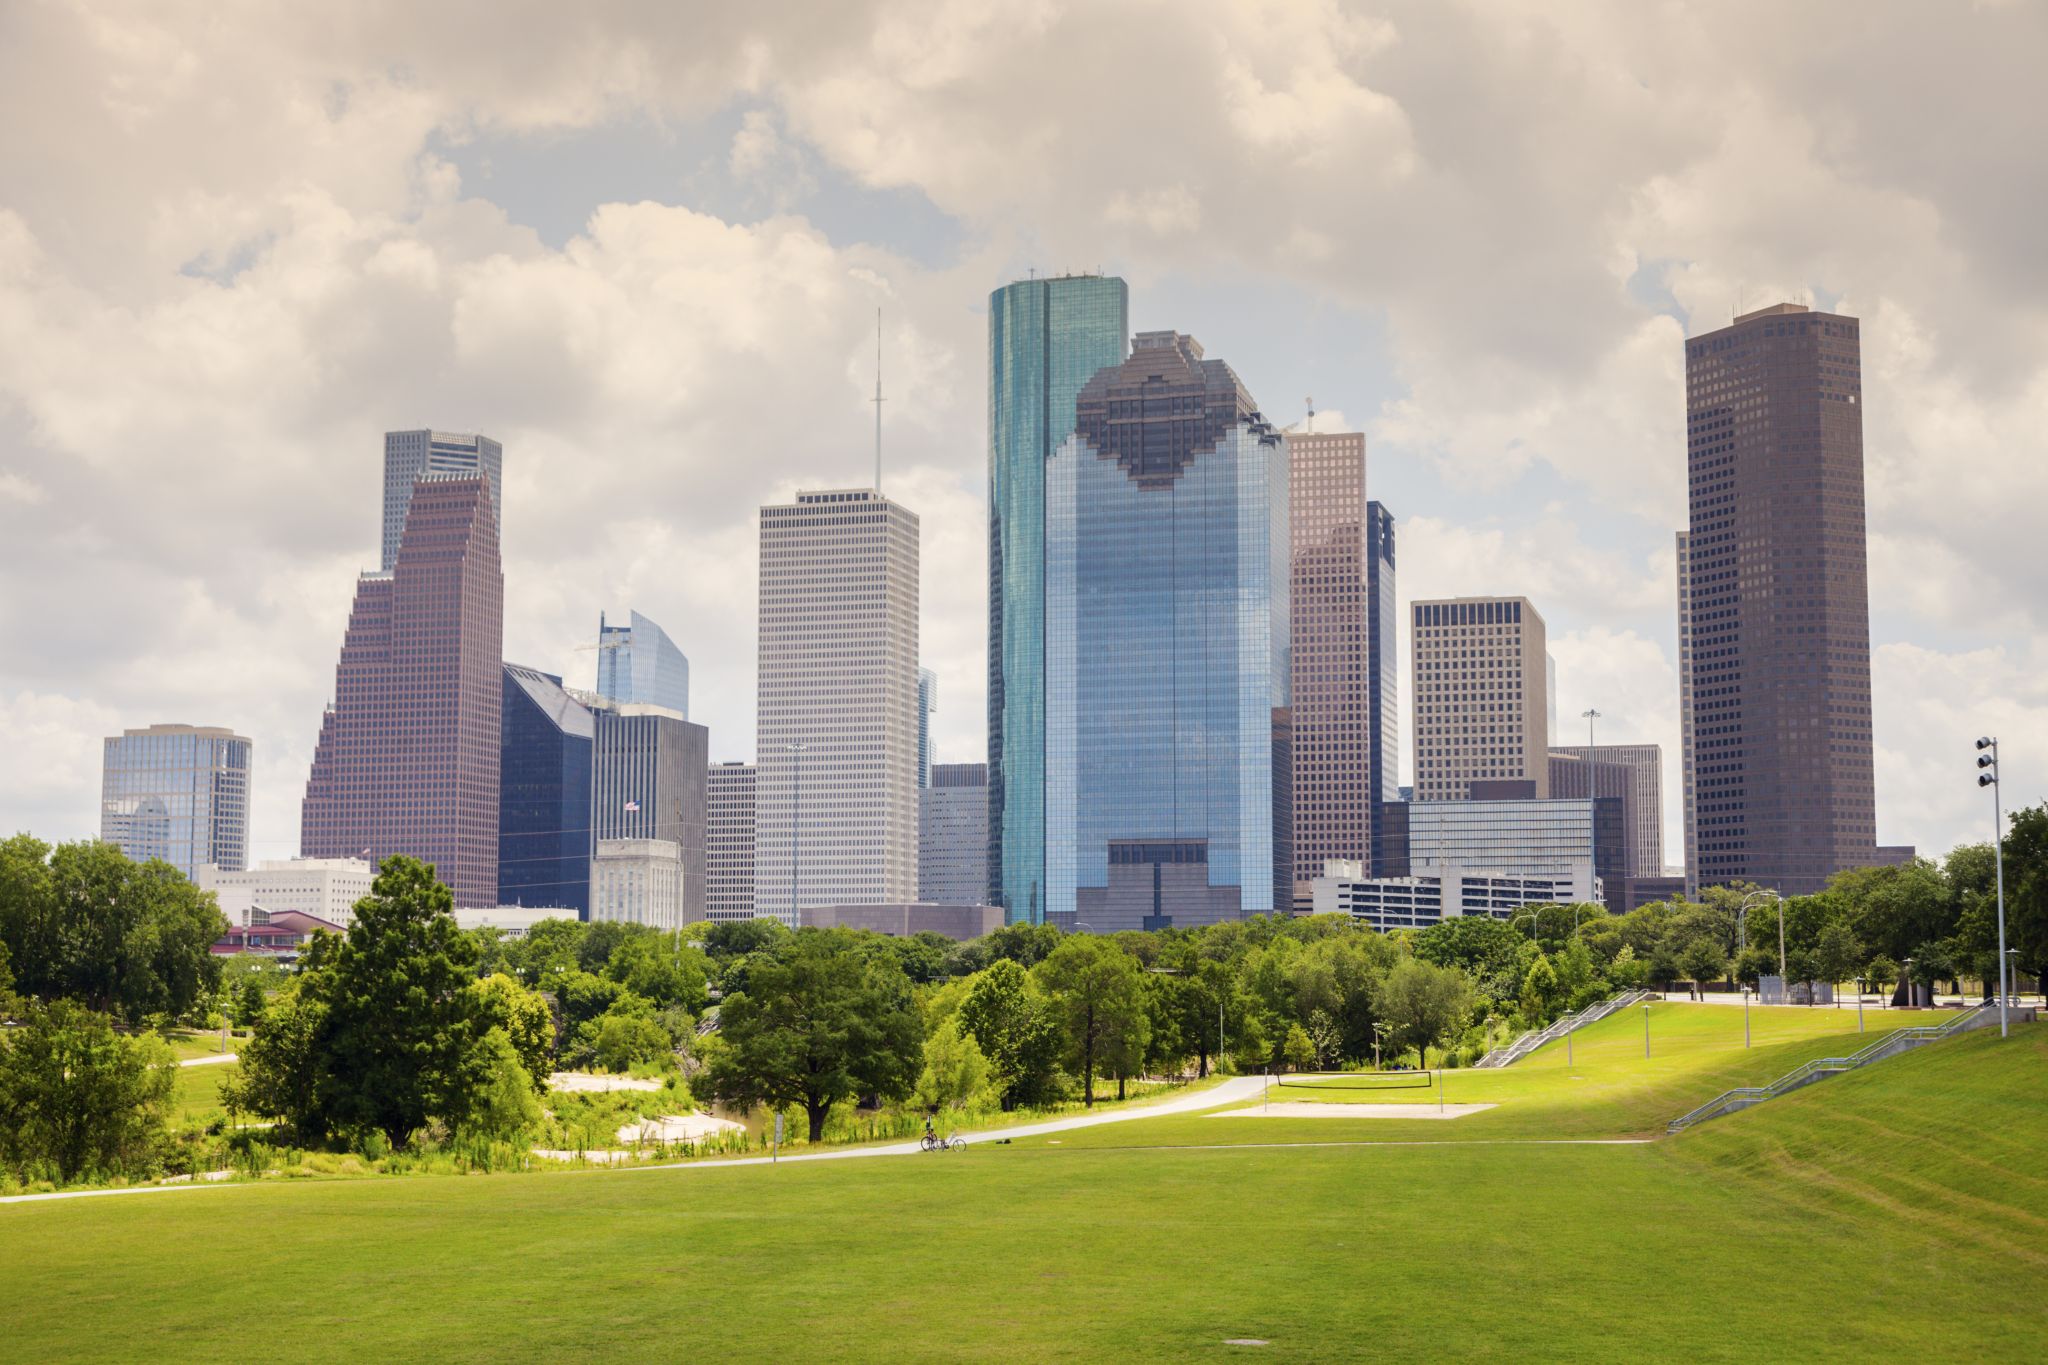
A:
<box><xmin>920</xmin><ymin>762</ymin><xmax>990</xmax><ymax>906</ymax></box>
<box><xmin>303</xmin><ymin>474</ymin><xmax>502</xmax><ymax>906</ymax></box>
<box><xmin>1549</xmin><ymin>743</ymin><xmax>1663</xmax><ymax>879</ymax></box>
<box><xmin>1365</xmin><ymin>501</ymin><xmax>1400</xmax><ymax>815</ymax></box>
<box><xmin>596</xmin><ymin>609</ymin><xmax>690</xmax><ymax>719</ymax></box>
<box><xmin>590</xmin><ymin>703</ymin><xmax>708</xmax><ymax>924</ymax></box>
<box><xmin>381</xmin><ymin>430</ymin><xmax>501</xmax><ymax>572</ymax></box>
<box><xmin>1411</xmin><ymin>597</ymin><xmax>1549</xmax><ymax>802</ymax></box>
<box><xmin>1045</xmin><ymin>331</ymin><xmax>1290</xmax><ymax>929</ymax></box>
<box><xmin>988</xmin><ymin>273</ymin><xmax>1130</xmax><ymax>923</ymax></box>
<box><xmin>101</xmin><ymin>724</ymin><xmax>253</xmax><ymax>877</ymax></box>
<box><xmin>1287</xmin><ymin>430</ymin><xmax>1379</xmax><ymax>900</ymax></box>
<box><xmin>1684</xmin><ymin>303</ymin><xmax>1876</xmax><ymax>894</ymax></box>
<box><xmin>499</xmin><ymin>664</ymin><xmax>594</xmax><ymax>915</ymax></box>
<box><xmin>1675</xmin><ymin>530</ymin><xmax>1698</xmax><ymax>895</ymax></box>
<box><xmin>707</xmin><ymin>761</ymin><xmax>757</xmax><ymax>922</ymax></box>
<box><xmin>756</xmin><ymin>489</ymin><xmax>920</xmax><ymax>927</ymax></box>
<box><xmin>917</xmin><ymin>667</ymin><xmax>937</xmax><ymax>790</ymax></box>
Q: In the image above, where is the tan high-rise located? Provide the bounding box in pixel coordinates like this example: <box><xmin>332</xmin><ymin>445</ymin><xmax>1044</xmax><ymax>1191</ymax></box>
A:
<box><xmin>755</xmin><ymin>489</ymin><xmax>920</xmax><ymax>926</ymax></box>
<box><xmin>1411</xmin><ymin>597</ymin><xmax>1549</xmax><ymax>802</ymax></box>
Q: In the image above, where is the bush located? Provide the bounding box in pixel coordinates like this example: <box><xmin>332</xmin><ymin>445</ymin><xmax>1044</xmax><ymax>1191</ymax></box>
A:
<box><xmin>0</xmin><ymin>999</ymin><xmax>178</xmax><ymax>1184</ymax></box>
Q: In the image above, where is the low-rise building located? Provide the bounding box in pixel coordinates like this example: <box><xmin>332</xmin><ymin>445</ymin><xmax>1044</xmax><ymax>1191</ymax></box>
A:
<box><xmin>800</xmin><ymin>903</ymin><xmax>1003</xmax><ymax>941</ymax></box>
<box><xmin>590</xmin><ymin>838</ymin><xmax>685</xmax><ymax>931</ymax></box>
<box><xmin>198</xmin><ymin>857</ymin><xmax>375</xmax><ymax>928</ymax></box>
<box><xmin>1310</xmin><ymin>861</ymin><xmax>1594</xmax><ymax>933</ymax></box>
<box><xmin>453</xmin><ymin>905</ymin><xmax>576</xmax><ymax>939</ymax></box>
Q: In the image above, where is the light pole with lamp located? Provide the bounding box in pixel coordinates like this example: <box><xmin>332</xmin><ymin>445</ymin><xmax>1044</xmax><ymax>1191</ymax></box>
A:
<box><xmin>1855</xmin><ymin>977</ymin><xmax>1866</xmax><ymax>1034</ymax></box>
<box><xmin>1975</xmin><ymin>737</ymin><xmax>2010</xmax><ymax>1038</ymax></box>
<box><xmin>1643</xmin><ymin>1002</ymin><xmax>1652</xmax><ymax>1059</ymax></box>
<box><xmin>1738</xmin><ymin>890</ymin><xmax>1785</xmax><ymax>995</ymax></box>
<box><xmin>1742</xmin><ymin>985</ymin><xmax>1751</xmax><ymax>1048</ymax></box>
<box><xmin>786</xmin><ymin>743</ymin><xmax>808</xmax><ymax>931</ymax></box>
<box><xmin>1372</xmin><ymin>1021</ymin><xmax>1390</xmax><ymax>1071</ymax></box>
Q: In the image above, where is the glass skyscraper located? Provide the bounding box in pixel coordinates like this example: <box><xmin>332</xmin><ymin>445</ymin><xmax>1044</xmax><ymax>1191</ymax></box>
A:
<box><xmin>987</xmin><ymin>273</ymin><xmax>1128</xmax><ymax>923</ymax></box>
<box><xmin>101</xmin><ymin>724</ymin><xmax>253</xmax><ymax>877</ymax></box>
<box><xmin>499</xmin><ymin>664</ymin><xmax>594</xmax><ymax>915</ymax></box>
<box><xmin>382</xmin><ymin>430</ymin><xmax>501</xmax><ymax>572</ymax></box>
<box><xmin>1044</xmin><ymin>331</ymin><xmax>1290</xmax><ymax>928</ymax></box>
<box><xmin>596</xmin><ymin>609</ymin><xmax>690</xmax><ymax>719</ymax></box>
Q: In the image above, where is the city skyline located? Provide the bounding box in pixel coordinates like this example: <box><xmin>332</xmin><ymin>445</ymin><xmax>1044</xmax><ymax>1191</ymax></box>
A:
<box><xmin>4</xmin><ymin>6</ymin><xmax>2043</xmax><ymax>877</ymax></box>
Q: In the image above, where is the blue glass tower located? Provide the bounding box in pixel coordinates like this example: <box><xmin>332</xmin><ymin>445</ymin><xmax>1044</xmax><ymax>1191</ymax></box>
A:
<box><xmin>499</xmin><ymin>664</ymin><xmax>594</xmax><ymax>915</ymax></box>
<box><xmin>988</xmin><ymin>274</ymin><xmax>1129</xmax><ymax>923</ymax></box>
<box><xmin>1365</xmin><ymin>501</ymin><xmax>1400</xmax><ymax>811</ymax></box>
<box><xmin>597</xmin><ymin>609</ymin><xmax>690</xmax><ymax>719</ymax></box>
<box><xmin>1044</xmin><ymin>332</ymin><xmax>1290</xmax><ymax>928</ymax></box>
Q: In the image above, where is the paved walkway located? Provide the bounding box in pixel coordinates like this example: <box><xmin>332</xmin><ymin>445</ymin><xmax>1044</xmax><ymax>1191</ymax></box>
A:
<box><xmin>180</xmin><ymin>1053</ymin><xmax>238</xmax><ymax>1068</ymax></box>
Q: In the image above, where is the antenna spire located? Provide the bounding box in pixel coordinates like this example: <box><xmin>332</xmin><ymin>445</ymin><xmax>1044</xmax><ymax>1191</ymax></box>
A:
<box><xmin>1305</xmin><ymin>396</ymin><xmax>1315</xmax><ymax>434</ymax></box>
<box><xmin>873</xmin><ymin>307</ymin><xmax>885</xmax><ymax>492</ymax></box>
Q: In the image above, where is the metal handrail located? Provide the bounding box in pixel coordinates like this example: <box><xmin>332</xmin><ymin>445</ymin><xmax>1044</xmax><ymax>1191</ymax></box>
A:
<box><xmin>1668</xmin><ymin>1005</ymin><xmax>1992</xmax><ymax>1133</ymax></box>
<box><xmin>1478</xmin><ymin>988</ymin><xmax>1656</xmax><ymax>1068</ymax></box>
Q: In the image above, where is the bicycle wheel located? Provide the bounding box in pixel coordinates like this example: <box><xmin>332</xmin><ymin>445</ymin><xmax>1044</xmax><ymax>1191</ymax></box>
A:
<box><xmin>919</xmin><ymin>1134</ymin><xmax>937</xmax><ymax>1152</ymax></box>
<box><xmin>948</xmin><ymin>1136</ymin><xmax>967</xmax><ymax>1151</ymax></box>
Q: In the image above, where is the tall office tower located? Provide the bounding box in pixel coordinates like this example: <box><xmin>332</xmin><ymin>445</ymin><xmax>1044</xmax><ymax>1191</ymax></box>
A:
<box><xmin>1685</xmin><ymin>303</ymin><xmax>1876</xmax><ymax>894</ymax></box>
<box><xmin>381</xmin><ymin>430</ymin><xmax>502</xmax><ymax>572</ymax></box>
<box><xmin>1410</xmin><ymin>597</ymin><xmax>1549</xmax><ymax>802</ymax></box>
<box><xmin>1549</xmin><ymin>743</ymin><xmax>1664</xmax><ymax>878</ymax></box>
<box><xmin>706</xmin><ymin>761</ymin><xmax>757</xmax><ymax>922</ymax></box>
<box><xmin>101</xmin><ymin>724</ymin><xmax>253</xmax><ymax>877</ymax></box>
<box><xmin>1675</xmin><ymin>531</ymin><xmax>1698</xmax><ymax>896</ymax></box>
<box><xmin>920</xmin><ymin>762</ymin><xmax>990</xmax><ymax>905</ymax></box>
<box><xmin>499</xmin><ymin>664</ymin><xmax>594</xmax><ymax>915</ymax></box>
<box><xmin>756</xmin><ymin>489</ymin><xmax>921</xmax><ymax>927</ymax></box>
<box><xmin>303</xmin><ymin>475</ymin><xmax>502</xmax><ymax>906</ymax></box>
<box><xmin>596</xmin><ymin>609</ymin><xmax>691</xmax><ymax>719</ymax></box>
<box><xmin>988</xmin><ymin>273</ymin><xmax>1130</xmax><ymax>923</ymax></box>
<box><xmin>1287</xmin><ymin>430</ymin><xmax>1374</xmax><ymax>902</ymax></box>
<box><xmin>589</xmin><ymin>703</ymin><xmax>708</xmax><ymax>924</ymax></box>
<box><xmin>1365</xmin><ymin>503</ymin><xmax>1400</xmax><ymax>816</ymax></box>
<box><xmin>1045</xmin><ymin>331</ymin><xmax>1290</xmax><ymax>930</ymax></box>
<box><xmin>916</xmin><ymin>668</ymin><xmax>937</xmax><ymax>790</ymax></box>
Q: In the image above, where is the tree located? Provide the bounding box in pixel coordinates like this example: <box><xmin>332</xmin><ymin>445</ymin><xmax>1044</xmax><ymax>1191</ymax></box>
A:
<box><xmin>913</xmin><ymin>1015</ymin><xmax>992</xmax><ymax>1112</ymax></box>
<box><xmin>703</xmin><ymin>930</ymin><xmax>922</xmax><ymax>1142</ymax></box>
<box><xmin>1812</xmin><ymin>923</ymin><xmax>1864</xmax><ymax>992</ymax></box>
<box><xmin>234</xmin><ymin>975</ymin><xmax>268</xmax><ymax>1028</ymax></box>
<box><xmin>1679</xmin><ymin>939</ymin><xmax>1727</xmax><ymax>1000</ymax></box>
<box><xmin>317</xmin><ymin>856</ymin><xmax>483</xmax><ymax>1147</ymax></box>
<box><xmin>1282</xmin><ymin>1023</ymin><xmax>1316</xmax><ymax>1073</ymax></box>
<box><xmin>220</xmin><ymin>979</ymin><xmax>327</xmax><ymax>1137</ymax></box>
<box><xmin>1379</xmin><ymin>959</ymin><xmax>1476</xmax><ymax>1068</ymax></box>
<box><xmin>603</xmin><ymin>933</ymin><xmax>710</xmax><ymax>1013</ymax></box>
<box><xmin>0</xmin><ymin>999</ymin><xmax>176</xmax><ymax>1183</ymax></box>
<box><xmin>1520</xmin><ymin>954</ymin><xmax>1561</xmax><ymax>1022</ymax></box>
<box><xmin>2005</xmin><ymin>804</ymin><xmax>2048</xmax><ymax>989</ymax></box>
<box><xmin>569</xmin><ymin>997</ymin><xmax>674</xmax><ymax>1073</ymax></box>
<box><xmin>957</xmin><ymin>959</ymin><xmax>1063</xmax><ymax>1109</ymax></box>
<box><xmin>1035</xmin><ymin>937</ymin><xmax>1149</xmax><ymax>1106</ymax></box>
<box><xmin>1865</xmin><ymin>955</ymin><xmax>1899</xmax><ymax>1005</ymax></box>
<box><xmin>472</xmin><ymin>973</ymin><xmax>555</xmax><ymax>1092</ymax></box>
<box><xmin>453</xmin><ymin>1028</ymin><xmax>541</xmax><ymax>1143</ymax></box>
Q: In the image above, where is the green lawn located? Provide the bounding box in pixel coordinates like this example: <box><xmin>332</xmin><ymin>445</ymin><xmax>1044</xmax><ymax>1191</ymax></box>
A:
<box><xmin>169</xmin><ymin>1060</ymin><xmax>237</xmax><ymax>1124</ymax></box>
<box><xmin>0</xmin><ymin>1011</ymin><xmax>2039</xmax><ymax>1360</ymax></box>
<box><xmin>161</xmin><ymin>1029</ymin><xmax>240</xmax><ymax>1062</ymax></box>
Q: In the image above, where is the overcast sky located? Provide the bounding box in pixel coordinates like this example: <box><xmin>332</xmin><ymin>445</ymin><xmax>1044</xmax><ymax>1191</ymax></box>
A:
<box><xmin>3</xmin><ymin>1</ymin><xmax>2044</xmax><ymax>874</ymax></box>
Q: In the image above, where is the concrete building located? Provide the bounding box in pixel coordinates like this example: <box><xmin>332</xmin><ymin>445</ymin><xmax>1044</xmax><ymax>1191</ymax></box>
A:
<box><xmin>1365</xmin><ymin>502</ymin><xmax>1400</xmax><ymax>826</ymax></box>
<box><xmin>1676</xmin><ymin>530</ymin><xmax>1699</xmax><ymax>897</ymax></box>
<box><xmin>756</xmin><ymin>488</ymin><xmax>921</xmax><ymax>927</ymax></box>
<box><xmin>917</xmin><ymin>668</ymin><xmax>937</xmax><ymax>790</ymax></box>
<box><xmin>1312</xmin><ymin>862</ymin><xmax>1596</xmax><ymax>933</ymax></box>
<box><xmin>1045</xmin><ymin>331</ymin><xmax>1290</xmax><ymax>929</ymax></box>
<box><xmin>1683</xmin><ymin>303</ymin><xmax>1877</xmax><ymax>894</ymax></box>
<box><xmin>212</xmin><ymin>908</ymin><xmax>344</xmax><ymax>960</ymax></box>
<box><xmin>303</xmin><ymin>474</ymin><xmax>502</xmax><ymax>907</ymax></box>
<box><xmin>452</xmin><ymin>905</ymin><xmax>573</xmax><ymax>938</ymax></box>
<box><xmin>707</xmin><ymin>761</ymin><xmax>757</xmax><ymax>923</ymax></box>
<box><xmin>1549</xmin><ymin>743</ymin><xmax>1663</xmax><ymax>879</ymax></box>
<box><xmin>101</xmin><ymin>724</ymin><xmax>253</xmax><ymax>878</ymax></box>
<box><xmin>800</xmin><ymin>903</ymin><xmax>1003</xmax><ymax>941</ymax></box>
<box><xmin>198</xmin><ymin>857</ymin><xmax>374</xmax><ymax>928</ymax></box>
<box><xmin>590</xmin><ymin>838</ymin><xmax>685</xmax><ymax>931</ymax></box>
<box><xmin>597</xmin><ymin>609</ymin><xmax>690</xmax><ymax>719</ymax></box>
<box><xmin>1411</xmin><ymin>597</ymin><xmax>1549</xmax><ymax>802</ymax></box>
<box><xmin>590</xmin><ymin>703</ymin><xmax>707</xmax><ymax>926</ymax></box>
<box><xmin>500</xmin><ymin>665</ymin><xmax>595</xmax><ymax>916</ymax></box>
<box><xmin>1374</xmin><ymin>795</ymin><xmax>1624</xmax><ymax>910</ymax></box>
<box><xmin>381</xmin><ymin>430</ymin><xmax>501</xmax><ymax>572</ymax></box>
<box><xmin>920</xmin><ymin>762</ymin><xmax>990</xmax><ymax>906</ymax></box>
<box><xmin>988</xmin><ymin>273</ymin><xmax>1131</xmax><ymax>922</ymax></box>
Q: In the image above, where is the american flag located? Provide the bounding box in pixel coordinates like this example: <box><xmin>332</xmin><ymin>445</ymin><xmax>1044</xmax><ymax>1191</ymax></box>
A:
<box><xmin>623</xmin><ymin>800</ymin><xmax>640</xmax><ymax>812</ymax></box>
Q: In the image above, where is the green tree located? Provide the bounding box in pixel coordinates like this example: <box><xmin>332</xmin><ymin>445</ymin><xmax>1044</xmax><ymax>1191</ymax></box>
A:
<box><xmin>472</xmin><ymin>973</ymin><xmax>555</xmax><ymax>1092</ymax></box>
<box><xmin>1035</xmin><ymin>936</ymin><xmax>1149</xmax><ymax>1106</ymax></box>
<box><xmin>957</xmin><ymin>959</ymin><xmax>1063</xmax><ymax>1109</ymax></box>
<box><xmin>220</xmin><ymin>978</ymin><xmax>327</xmax><ymax>1136</ymax></box>
<box><xmin>234</xmin><ymin>974</ymin><xmax>268</xmax><ymax>1028</ymax></box>
<box><xmin>603</xmin><ymin>933</ymin><xmax>710</xmax><ymax>1013</ymax></box>
<box><xmin>703</xmin><ymin>930</ymin><xmax>922</xmax><ymax>1142</ymax></box>
<box><xmin>1864</xmin><ymin>954</ymin><xmax>1899</xmax><ymax>1004</ymax></box>
<box><xmin>569</xmin><ymin>997</ymin><xmax>674</xmax><ymax>1073</ymax></box>
<box><xmin>2005</xmin><ymin>805</ymin><xmax>2048</xmax><ymax>989</ymax></box>
<box><xmin>913</xmin><ymin>1015</ymin><xmax>992</xmax><ymax>1112</ymax></box>
<box><xmin>1811</xmin><ymin>922</ymin><xmax>1864</xmax><ymax>992</ymax></box>
<box><xmin>453</xmin><ymin>1027</ymin><xmax>541</xmax><ymax>1143</ymax></box>
<box><xmin>1679</xmin><ymin>939</ymin><xmax>1727</xmax><ymax>999</ymax></box>
<box><xmin>1380</xmin><ymin>958</ymin><xmax>1476</xmax><ymax>1068</ymax></box>
<box><xmin>1282</xmin><ymin>1022</ymin><xmax>1316</xmax><ymax>1073</ymax></box>
<box><xmin>1520</xmin><ymin>954</ymin><xmax>1560</xmax><ymax>1022</ymax></box>
<box><xmin>0</xmin><ymin>999</ymin><xmax>177</xmax><ymax>1183</ymax></box>
<box><xmin>318</xmin><ymin>856</ymin><xmax>482</xmax><ymax>1148</ymax></box>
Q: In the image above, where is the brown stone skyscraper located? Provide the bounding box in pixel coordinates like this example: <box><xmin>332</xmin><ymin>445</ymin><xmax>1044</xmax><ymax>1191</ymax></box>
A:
<box><xmin>303</xmin><ymin>474</ymin><xmax>503</xmax><ymax>905</ymax></box>
<box><xmin>1684</xmin><ymin>302</ymin><xmax>1876</xmax><ymax>894</ymax></box>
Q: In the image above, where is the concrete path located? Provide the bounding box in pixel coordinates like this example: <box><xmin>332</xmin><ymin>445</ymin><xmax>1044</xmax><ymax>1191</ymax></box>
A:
<box><xmin>1212</xmin><ymin>1102</ymin><xmax>1495</xmax><ymax>1120</ymax></box>
<box><xmin>180</xmin><ymin>1053</ymin><xmax>238</xmax><ymax>1068</ymax></box>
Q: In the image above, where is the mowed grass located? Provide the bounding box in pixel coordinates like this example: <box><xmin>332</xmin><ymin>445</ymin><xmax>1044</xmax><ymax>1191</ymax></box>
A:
<box><xmin>0</xmin><ymin>1013</ymin><xmax>2040</xmax><ymax>1361</ymax></box>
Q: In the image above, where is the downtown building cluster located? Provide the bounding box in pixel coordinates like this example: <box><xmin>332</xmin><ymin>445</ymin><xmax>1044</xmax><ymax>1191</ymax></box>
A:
<box><xmin>95</xmin><ymin>289</ymin><xmax>1894</xmax><ymax>940</ymax></box>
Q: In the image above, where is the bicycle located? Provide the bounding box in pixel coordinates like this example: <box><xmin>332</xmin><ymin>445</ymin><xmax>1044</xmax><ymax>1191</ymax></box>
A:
<box><xmin>919</xmin><ymin>1132</ymin><xmax>967</xmax><ymax>1152</ymax></box>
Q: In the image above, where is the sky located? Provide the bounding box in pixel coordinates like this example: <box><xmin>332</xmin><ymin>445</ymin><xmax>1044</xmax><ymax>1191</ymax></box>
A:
<box><xmin>2</xmin><ymin>0</ymin><xmax>2044</xmax><ymax>876</ymax></box>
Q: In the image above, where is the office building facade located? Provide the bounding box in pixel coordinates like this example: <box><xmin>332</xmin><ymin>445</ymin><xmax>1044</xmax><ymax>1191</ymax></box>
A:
<box><xmin>707</xmin><ymin>761</ymin><xmax>757</xmax><ymax>923</ymax></box>
<box><xmin>198</xmin><ymin>857</ymin><xmax>374</xmax><ymax>928</ymax></box>
<box><xmin>303</xmin><ymin>474</ymin><xmax>502</xmax><ymax>907</ymax></box>
<box><xmin>590</xmin><ymin>838</ymin><xmax>685</xmax><ymax>931</ymax></box>
<box><xmin>590</xmin><ymin>703</ymin><xmax>707</xmax><ymax>925</ymax></box>
<box><xmin>500</xmin><ymin>665</ymin><xmax>594</xmax><ymax>916</ymax></box>
<box><xmin>597</xmin><ymin>609</ymin><xmax>690</xmax><ymax>719</ymax></box>
<box><xmin>756</xmin><ymin>489</ymin><xmax>921</xmax><ymax>927</ymax></box>
<box><xmin>1550</xmin><ymin>743</ymin><xmax>1663</xmax><ymax>879</ymax></box>
<box><xmin>1045</xmin><ymin>331</ymin><xmax>1290</xmax><ymax>928</ymax></box>
<box><xmin>1312</xmin><ymin>865</ymin><xmax>1596</xmax><ymax>933</ymax></box>
<box><xmin>101</xmin><ymin>724</ymin><xmax>253</xmax><ymax>878</ymax></box>
<box><xmin>917</xmin><ymin>667</ymin><xmax>937</xmax><ymax>790</ymax></box>
<box><xmin>988</xmin><ymin>273</ymin><xmax>1130</xmax><ymax>922</ymax></box>
<box><xmin>381</xmin><ymin>430</ymin><xmax>501</xmax><ymax>572</ymax></box>
<box><xmin>1675</xmin><ymin>530</ymin><xmax>1698</xmax><ymax>897</ymax></box>
<box><xmin>1684</xmin><ymin>303</ymin><xmax>1877</xmax><ymax>894</ymax></box>
<box><xmin>1365</xmin><ymin>502</ymin><xmax>1400</xmax><ymax>816</ymax></box>
<box><xmin>1411</xmin><ymin>597</ymin><xmax>1549</xmax><ymax>802</ymax></box>
<box><xmin>920</xmin><ymin>762</ymin><xmax>990</xmax><ymax>906</ymax></box>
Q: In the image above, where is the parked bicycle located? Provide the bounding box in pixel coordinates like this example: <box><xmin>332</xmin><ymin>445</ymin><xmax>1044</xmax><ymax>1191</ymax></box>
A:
<box><xmin>919</xmin><ymin>1131</ymin><xmax>967</xmax><ymax>1152</ymax></box>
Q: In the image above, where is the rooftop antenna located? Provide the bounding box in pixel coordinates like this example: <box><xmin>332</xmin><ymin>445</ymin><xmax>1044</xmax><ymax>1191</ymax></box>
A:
<box><xmin>872</xmin><ymin>307</ymin><xmax>885</xmax><ymax>492</ymax></box>
<box><xmin>1305</xmin><ymin>396</ymin><xmax>1315</xmax><ymax>434</ymax></box>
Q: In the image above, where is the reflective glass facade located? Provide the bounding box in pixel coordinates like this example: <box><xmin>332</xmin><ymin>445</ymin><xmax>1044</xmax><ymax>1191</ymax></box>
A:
<box><xmin>1365</xmin><ymin>502</ymin><xmax>1400</xmax><ymax>812</ymax></box>
<box><xmin>101</xmin><ymin>724</ymin><xmax>252</xmax><ymax>877</ymax></box>
<box><xmin>596</xmin><ymin>609</ymin><xmax>690</xmax><ymax>719</ymax></box>
<box><xmin>1045</xmin><ymin>332</ymin><xmax>1289</xmax><ymax>923</ymax></box>
<box><xmin>382</xmin><ymin>430</ymin><xmax>501</xmax><ymax>572</ymax></box>
<box><xmin>987</xmin><ymin>275</ymin><xmax>1129</xmax><ymax>923</ymax></box>
<box><xmin>499</xmin><ymin>664</ymin><xmax>594</xmax><ymax>915</ymax></box>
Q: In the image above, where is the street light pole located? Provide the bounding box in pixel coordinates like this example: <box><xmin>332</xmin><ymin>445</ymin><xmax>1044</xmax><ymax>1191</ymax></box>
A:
<box><xmin>1976</xmin><ymin>737</ymin><xmax>2009</xmax><ymax>1038</ymax></box>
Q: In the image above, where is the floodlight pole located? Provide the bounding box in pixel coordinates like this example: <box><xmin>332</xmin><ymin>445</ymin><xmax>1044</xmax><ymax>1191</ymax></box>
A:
<box><xmin>1977</xmin><ymin>737</ymin><xmax>2009</xmax><ymax>1038</ymax></box>
<box><xmin>1643</xmin><ymin>1003</ymin><xmax>1651</xmax><ymax>1060</ymax></box>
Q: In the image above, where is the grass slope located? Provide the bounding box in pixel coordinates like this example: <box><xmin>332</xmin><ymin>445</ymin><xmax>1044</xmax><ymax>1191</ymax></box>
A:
<box><xmin>0</xmin><ymin>1013</ymin><xmax>2036</xmax><ymax>1361</ymax></box>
